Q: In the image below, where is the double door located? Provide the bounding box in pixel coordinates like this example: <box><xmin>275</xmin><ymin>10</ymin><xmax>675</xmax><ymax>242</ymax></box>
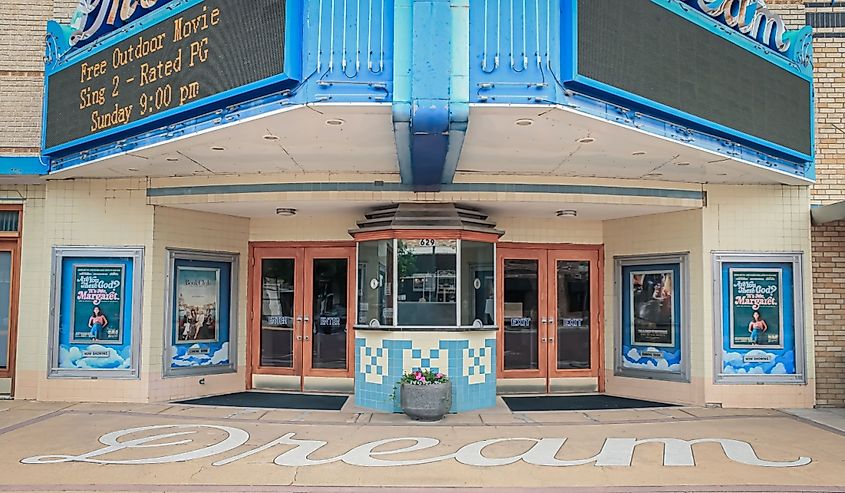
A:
<box><xmin>498</xmin><ymin>246</ymin><xmax>602</xmax><ymax>388</ymax></box>
<box><xmin>250</xmin><ymin>245</ymin><xmax>355</xmax><ymax>384</ymax></box>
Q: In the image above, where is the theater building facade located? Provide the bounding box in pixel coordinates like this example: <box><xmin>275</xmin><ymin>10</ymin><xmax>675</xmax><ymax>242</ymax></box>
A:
<box><xmin>0</xmin><ymin>0</ymin><xmax>823</xmax><ymax>409</ymax></box>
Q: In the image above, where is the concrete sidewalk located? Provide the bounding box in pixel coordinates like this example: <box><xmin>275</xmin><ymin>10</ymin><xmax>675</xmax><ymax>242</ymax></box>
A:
<box><xmin>0</xmin><ymin>399</ymin><xmax>843</xmax><ymax>493</ymax></box>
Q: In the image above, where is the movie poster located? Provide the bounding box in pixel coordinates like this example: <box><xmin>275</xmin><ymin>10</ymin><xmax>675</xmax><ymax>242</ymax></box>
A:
<box><xmin>630</xmin><ymin>270</ymin><xmax>674</xmax><ymax>347</ymax></box>
<box><xmin>729</xmin><ymin>270</ymin><xmax>783</xmax><ymax>348</ymax></box>
<box><xmin>50</xmin><ymin>248</ymin><xmax>142</xmax><ymax>377</ymax></box>
<box><xmin>70</xmin><ymin>265</ymin><xmax>124</xmax><ymax>345</ymax></box>
<box><xmin>174</xmin><ymin>267</ymin><xmax>219</xmax><ymax>344</ymax></box>
<box><xmin>618</xmin><ymin>258</ymin><xmax>685</xmax><ymax>380</ymax></box>
<box><xmin>716</xmin><ymin>256</ymin><xmax>801</xmax><ymax>382</ymax></box>
<box><xmin>167</xmin><ymin>254</ymin><xmax>235</xmax><ymax>375</ymax></box>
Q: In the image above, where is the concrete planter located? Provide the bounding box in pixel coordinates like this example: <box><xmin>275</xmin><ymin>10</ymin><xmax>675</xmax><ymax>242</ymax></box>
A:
<box><xmin>400</xmin><ymin>382</ymin><xmax>452</xmax><ymax>421</ymax></box>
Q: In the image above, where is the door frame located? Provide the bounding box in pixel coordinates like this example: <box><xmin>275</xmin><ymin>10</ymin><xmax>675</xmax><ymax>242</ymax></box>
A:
<box><xmin>247</xmin><ymin>242</ymin><xmax>356</xmax><ymax>389</ymax></box>
<box><xmin>497</xmin><ymin>243</ymin><xmax>605</xmax><ymax>392</ymax></box>
<box><xmin>0</xmin><ymin>205</ymin><xmax>22</xmax><ymax>395</ymax></box>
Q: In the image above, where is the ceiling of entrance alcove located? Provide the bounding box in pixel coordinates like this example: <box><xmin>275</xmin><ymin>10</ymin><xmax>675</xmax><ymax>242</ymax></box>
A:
<box><xmin>48</xmin><ymin>104</ymin><xmax>399</xmax><ymax>179</ymax></box>
<box><xmin>458</xmin><ymin>105</ymin><xmax>810</xmax><ymax>186</ymax></box>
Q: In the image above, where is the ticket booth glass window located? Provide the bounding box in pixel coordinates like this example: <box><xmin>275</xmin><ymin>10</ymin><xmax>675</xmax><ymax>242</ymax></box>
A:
<box><xmin>357</xmin><ymin>239</ymin><xmax>495</xmax><ymax>328</ymax></box>
<box><xmin>397</xmin><ymin>240</ymin><xmax>457</xmax><ymax>326</ymax></box>
<box><xmin>461</xmin><ymin>241</ymin><xmax>495</xmax><ymax>326</ymax></box>
<box><xmin>357</xmin><ymin>240</ymin><xmax>394</xmax><ymax>327</ymax></box>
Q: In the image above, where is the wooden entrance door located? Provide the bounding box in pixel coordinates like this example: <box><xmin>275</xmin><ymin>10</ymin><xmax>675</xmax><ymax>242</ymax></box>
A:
<box><xmin>249</xmin><ymin>245</ymin><xmax>355</xmax><ymax>387</ymax></box>
<box><xmin>497</xmin><ymin>245</ymin><xmax>603</xmax><ymax>391</ymax></box>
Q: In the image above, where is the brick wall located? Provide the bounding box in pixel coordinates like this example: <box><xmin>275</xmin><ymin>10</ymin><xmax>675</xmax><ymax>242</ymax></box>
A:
<box><xmin>811</xmin><ymin>220</ymin><xmax>845</xmax><ymax>406</ymax></box>
<box><xmin>772</xmin><ymin>0</ymin><xmax>845</xmax><ymax>407</ymax></box>
<box><xmin>0</xmin><ymin>1</ymin><xmax>74</xmax><ymax>154</ymax></box>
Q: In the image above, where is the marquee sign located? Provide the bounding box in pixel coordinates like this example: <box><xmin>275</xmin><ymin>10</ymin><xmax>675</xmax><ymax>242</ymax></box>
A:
<box><xmin>572</xmin><ymin>0</ymin><xmax>813</xmax><ymax>161</ymax></box>
<box><xmin>43</xmin><ymin>0</ymin><xmax>301</xmax><ymax>155</ymax></box>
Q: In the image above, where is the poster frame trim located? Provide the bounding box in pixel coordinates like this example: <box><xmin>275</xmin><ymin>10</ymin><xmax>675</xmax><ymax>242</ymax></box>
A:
<box><xmin>712</xmin><ymin>251</ymin><xmax>806</xmax><ymax>385</ymax></box>
<box><xmin>613</xmin><ymin>253</ymin><xmax>690</xmax><ymax>383</ymax></box>
<box><xmin>163</xmin><ymin>248</ymin><xmax>239</xmax><ymax>378</ymax></box>
<box><xmin>48</xmin><ymin>246</ymin><xmax>145</xmax><ymax>379</ymax></box>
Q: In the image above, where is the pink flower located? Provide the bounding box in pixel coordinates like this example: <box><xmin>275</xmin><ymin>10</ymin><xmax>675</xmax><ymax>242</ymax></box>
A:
<box><xmin>436</xmin><ymin>373</ymin><xmax>443</xmax><ymax>379</ymax></box>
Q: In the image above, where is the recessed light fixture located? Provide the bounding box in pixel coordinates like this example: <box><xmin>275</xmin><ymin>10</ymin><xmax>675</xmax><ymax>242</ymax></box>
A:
<box><xmin>127</xmin><ymin>168</ymin><xmax>139</xmax><ymax>172</ymax></box>
<box><xmin>646</xmin><ymin>173</ymin><xmax>663</xmax><ymax>177</ymax></box>
<box><xmin>577</xmin><ymin>137</ymin><xmax>595</xmax><ymax>144</ymax></box>
<box><xmin>632</xmin><ymin>151</ymin><xmax>647</xmax><ymax>156</ymax></box>
<box><xmin>676</xmin><ymin>161</ymin><xmax>691</xmax><ymax>166</ymax></box>
<box><xmin>556</xmin><ymin>209</ymin><xmax>577</xmax><ymax>217</ymax></box>
<box><xmin>166</xmin><ymin>157</ymin><xmax>179</xmax><ymax>162</ymax></box>
<box><xmin>263</xmin><ymin>134</ymin><xmax>279</xmax><ymax>141</ymax></box>
<box><xmin>275</xmin><ymin>207</ymin><xmax>297</xmax><ymax>216</ymax></box>
<box><xmin>325</xmin><ymin>119</ymin><xmax>345</xmax><ymax>126</ymax></box>
<box><xmin>211</xmin><ymin>146</ymin><xmax>225</xmax><ymax>151</ymax></box>
<box><xmin>515</xmin><ymin>118</ymin><xmax>533</xmax><ymax>127</ymax></box>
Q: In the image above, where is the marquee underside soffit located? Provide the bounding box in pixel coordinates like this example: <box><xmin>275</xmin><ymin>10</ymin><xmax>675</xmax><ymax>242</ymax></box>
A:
<box><xmin>457</xmin><ymin>106</ymin><xmax>811</xmax><ymax>187</ymax></box>
<box><xmin>48</xmin><ymin>104</ymin><xmax>399</xmax><ymax>179</ymax></box>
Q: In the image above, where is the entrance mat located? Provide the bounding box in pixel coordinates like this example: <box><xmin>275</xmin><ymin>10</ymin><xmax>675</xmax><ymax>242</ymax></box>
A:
<box><xmin>175</xmin><ymin>392</ymin><xmax>348</xmax><ymax>411</ymax></box>
<box><xmin>503</xmin><ymin>394</ymin><xmax>675</xmax><ymax>412</ymax></box>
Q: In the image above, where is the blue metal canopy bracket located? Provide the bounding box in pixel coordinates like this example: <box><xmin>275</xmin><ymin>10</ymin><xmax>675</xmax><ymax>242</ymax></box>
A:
<box><xmin>0</xmin><ymin>156</ymin><xmax>49</xmax><ymax>176</ymax></box>
<box><xmin>393</xmin><ymin>0</ymin><xmax>468</xmax><ymax>191</ymax></box>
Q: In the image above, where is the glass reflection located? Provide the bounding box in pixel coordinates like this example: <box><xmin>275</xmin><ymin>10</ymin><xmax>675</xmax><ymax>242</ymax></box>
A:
<box><xmin>260</xmin><ymin>258</ymin><xmax>294</xmax><ymax>367</ymax></box>
<box><xmin>503</xmin><ymin>259</ymin><xmax>539</xmax><ymax>370</ymax></box>
<box><xmin>397</xmin><ymin>240</ymin><xmax>457</xmax><ymax>326</ymax></box>
<box><xmin>556</xmin><ymin>261</ymin><xmax>591</xmax><ymax>370</ymax></box>
<box><xmin>0</xmin><ymin>252</ymin><xmax>9</xmax><ymax>369</ymax></box>
<box><xmin>311</xmin><ymin>259</ymin><xmax>347</xmax><ymax>369</ymax></box>
<box><xmin>461</xmin><ymin>241</ymin><xmax>495</xmax><ymax>326</ymax></box>
<box><xmin>357</xmin><ymin>240</ymin><xmax>394</xmax><ymax>326</ymax></box>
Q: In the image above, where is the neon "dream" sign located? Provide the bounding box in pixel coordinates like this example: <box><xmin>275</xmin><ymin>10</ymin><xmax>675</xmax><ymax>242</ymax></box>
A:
<box><xmin>684</xmin><ymin>0</ymin><xmax>811</xmax><ymax>63</ymax></box>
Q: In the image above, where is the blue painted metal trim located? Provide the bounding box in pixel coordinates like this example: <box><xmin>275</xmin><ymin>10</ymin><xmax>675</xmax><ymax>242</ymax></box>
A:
<box><xmin>146</xmin><ymin>181</ymin><xmax>705</xmax><ymax>200</ymax></box>
<box><xmin>392</xmin><ymin>0</ymin><xmax>413</xmax><ymax>184</ymax></box>
<box><xmin>42</xmin><ymin>0</ymin><xmax>303</xmax><ymax>158</ymax></box>
<box><xmin>407</xmin><ymin>0</ymin><xmax>453</xmax><ymax>191</ymax></box>
<box><xmin>561</xmin><ymin>0</ymin><xmax>814</xmax><ymax>168</ymax></box>
<box><xmin>0</xmin><ymin>156</ymin><xmax>49</xmax><ymax>176</ymax></box>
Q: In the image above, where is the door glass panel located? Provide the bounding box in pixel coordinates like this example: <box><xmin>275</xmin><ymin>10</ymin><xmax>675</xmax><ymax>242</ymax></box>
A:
<box><xmin>0</xmin><ymin>252</ymin><xmax>10</xmax><ymax>369</ymax></box>
<box><xmin>556</xmin><ymin>261</ymin><xmax>591</xmax><ymax>370</ymax></box>
<box><xmin>260</xmin><ymin>258</ymin><xmax>295</xmax><ymax>367</ymax></box>
<box><xmin>311</xmin><ymin>259</ymin><xmax>348</xmax><ymax>369</ymax></box>
<box><xmin>503</xmin><ymin>259</ymin><xmax>539</xmax><ymax>370</ymax></box>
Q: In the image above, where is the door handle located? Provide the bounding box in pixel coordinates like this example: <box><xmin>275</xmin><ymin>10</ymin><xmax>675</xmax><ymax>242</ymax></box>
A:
<box><xmin>304</xmin><ymin>335</ymin><xmax>310</xmax><ymax>341</ymax></box>
<box><xmin>548</xmin><ymin>337</ymin><xmax>554</xmax><ymax>343</ymax></box>
<box><xmin>541</xmin><ymin>318</ymin><xmax>548</xmax><ymax>324</ymax></box>
<box><xmin>296</xmin><ymin>335</ymin><xmax>303</xmax><ymax>341</ymax></box>
<box><xmin>541</xmin><ymin>337</ymin><xmax>547</xmax><ymax>343</ymax></box>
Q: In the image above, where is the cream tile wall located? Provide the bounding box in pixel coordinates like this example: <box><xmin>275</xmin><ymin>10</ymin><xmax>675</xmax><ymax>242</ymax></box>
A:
<box><xmin>603</xmin><ymin>184</ymin><xmax>814</xmax><ymax>408</ymax></box>
<box><xmin>700</xmin><ymin>185</ymin><xmax>815</xmax><ymax>408</ymax></box>
<box><xmin>496</xmin><ymin>218</ymin><xmax>603</xmax><ymax>244</ymax></box>
<box><xmin>603</xmin><ymin>208</ymin><xmax>705</xmax><ymax>405</ymax></box>
<box><xmin>12</xmin><ymin>179</ymin><xmax>252</xmax><ymax>403</ymax></box>
<box><xmin>15</xmin><ymin>179</ymin><xmax>153</xmax><ymax>402</ymax></box>
<box><xmin>250</xmin><ymin>214</ymin><xmax>360</xmax><ymax>242</ymax></box>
